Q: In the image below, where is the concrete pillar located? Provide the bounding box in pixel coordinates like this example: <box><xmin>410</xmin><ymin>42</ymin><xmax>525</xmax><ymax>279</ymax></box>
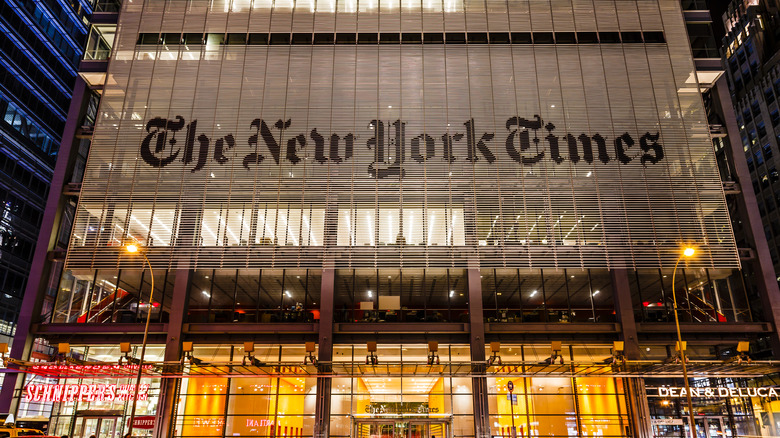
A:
<box><xmin>314</xmin><ymin>268</ymin><xmax>334</xmax><ymax>438</ymax></box>
<box><xmin>611</xmin><ymin>269</ymin><xmax>640</xmax><ymax>359</ymax></box>
<box><xmin>0</xmin><ymin>78</ymin><xmax>90</xmax><ymax>412</ymax></box>
<box><xmin>155</xmin><ymin>269</ymin><xmax>190</xmax><ymax>438</ymax></box>
<box><xmin>468</xmin><ymin>268</ymin><xmax>490</xmax><ymax>438</ymax></box>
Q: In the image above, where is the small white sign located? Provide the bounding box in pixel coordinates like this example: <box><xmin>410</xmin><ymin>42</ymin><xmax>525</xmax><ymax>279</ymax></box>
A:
<box><xmin>652</xmin><ymin>419</ymin><xmax>684</xmax><ymax>426</ymax></box>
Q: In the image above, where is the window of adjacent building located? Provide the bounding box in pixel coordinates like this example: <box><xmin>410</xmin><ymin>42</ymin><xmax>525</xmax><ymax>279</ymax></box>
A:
<box><xmin>771</xmin><ymin>109</ymin><xmax>780</xmax><ymax>127</ymax></box>
<box><xmin>84</xmin><ymin>24</ymin><xmax>115</xmax><ymax>60</ymax></box>
<box><xmin>766</xmin><ymin>87</ymin><xmax>776</xmax><ymax>105</ymax></box>
<box><xmin>752</xmin><ymin>100</ymin><xmax>761</xmax><ymax>117</ymax></box>
<box><xmin>1</xmin><ymin>97</ymin><xmax>57</xmax><ymax>157</ymax></box>
<box><xmin>737</xmin><ymin>49</ymin><xmax>747</xmax><ymax>64</ymax></box>
<box><xmin>764</xmin><ymin>143</ymin><xmax>773</xmax><ymax>159</ymax></box>
<box><xmin>758</xmin><ymin>121</ymin><xmax>767</xmax><ymax>138</ymax></box>
<box><xmin>743</xmin><ymin>108</ymin><xmax>753</xmax><ymax>124</ymax></box>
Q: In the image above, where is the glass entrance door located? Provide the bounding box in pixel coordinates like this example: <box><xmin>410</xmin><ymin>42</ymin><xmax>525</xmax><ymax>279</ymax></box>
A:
<box><xmin>354</xmin><ymin>420</ymin><xmax>449</xmax><ymax>438</ymax></box>
<box><xmin>705</xmin><ymin>417</ymin><xmax>727</xmax><ymax>438</ymax></box>
<box><xmin>74</xmin><ymin>417</ymin><xmax>119</xmax><ymax>438</ymax></box>
<box><xmin>691</xmin><ymin>417</ymin><xmax>729</xmax><ymax>438</ymax></box>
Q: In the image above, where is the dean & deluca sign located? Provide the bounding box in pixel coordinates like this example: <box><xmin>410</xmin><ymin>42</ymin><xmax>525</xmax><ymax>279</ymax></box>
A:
<box><xmin>651</xmin><ymin>387</ymin><xmax>780</xmax><ymax>398</ymax></box>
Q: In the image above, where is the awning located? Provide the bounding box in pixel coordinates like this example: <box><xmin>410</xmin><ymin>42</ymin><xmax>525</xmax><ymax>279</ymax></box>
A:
<box><xmin>4</xmin><ymin>359</ymin><xmax>780</xmax><ymax>379</ymax></box>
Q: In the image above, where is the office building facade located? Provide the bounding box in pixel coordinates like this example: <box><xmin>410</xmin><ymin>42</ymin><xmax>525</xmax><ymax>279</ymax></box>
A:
<box><xmin>5</xmin><ymin>0</ymin><xmax>780</xmax><ymax>438</ymax></box>
<box><xmin>0</xmin><ymin>0</ymin><xmax>91</xmax><ymax>346</ymax></box>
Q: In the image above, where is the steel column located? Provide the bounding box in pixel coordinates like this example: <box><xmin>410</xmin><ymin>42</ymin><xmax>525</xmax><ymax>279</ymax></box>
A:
<box><xmin>611</xmin><ymin>269</ymin><xmax>640</xmax><ymax>359</ymax></box>
<box><xmin>468</xmin><ymin>268</ymin><xmax>490</xmax><ymax>438</ymax></box>
<box><xmin>314</xmin><ymin>268</ymin><xmax>334</xmax><ymax>438</ymax></box>
<box><xmin>155</xmin><ymin>269</ymin><xmax>191</xmax><ymax>438</ymax></box>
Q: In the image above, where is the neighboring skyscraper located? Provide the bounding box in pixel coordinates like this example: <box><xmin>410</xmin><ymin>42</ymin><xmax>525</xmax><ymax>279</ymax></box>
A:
<box><xmin>719</xmin><ymin>0</ymin><xmax>780</xmax><ymax>269</ymax></box>
<box><xmin>5</xmin><ymin>0</ymin><xmax>780</xmax><ymax>438</ymax></box>
<box><xmin>0</xmin><ymin>0</ymin><xmax>89</xmax><ymax>344</ymax></box>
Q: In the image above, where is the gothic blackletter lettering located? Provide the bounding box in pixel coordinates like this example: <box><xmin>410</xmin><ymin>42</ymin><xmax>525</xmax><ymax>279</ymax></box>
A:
<box><xmin>311</xmin><ymin>128</ymin><xmax>326</xmax><ymax>163</ymax></box>
<box><xmin>545</xmin><ymin>122</ymin><xmax>564</xmax><ymax>164</ymax></box>
<box><xmin>245</xmin><ymin>119</ymin><xmax>265</xmax><ymax>170</ymax></box>
<box><xmin>140</xmin><ymin>116</ymin><xmax>185</xmax><ymax>167</ymax></box>
<box><xmin>505</xmin><ymin>116</ymin><xmax>544</xmax><ymax>165</ymax></box>
<box><xmin>191</xmin><ymin>134</ymin><xmax>210</xmax><ymax>173</ymax></box>
<box><xmin>286</xmin><ymin>133</ymin><xmax>306</xmax><ymax>164</ymax></box>
<box><xmin>411</xmin><ymin>133</ymin><xmax>435</xmax><ymax>163</ymax></box>
<box><xmin>592</xmin><ymin>133</ymin><xmax>611</xmax><ymax>164</ymax></box>
<box><xmin>614</xmin><ymin>133</ymin><xmax>634</xmax><ymax>164</ymax></box>
<box><xmin>214</xmin><ymin>134</ymin><xmax>235</xmax><ymax>164</ymax></box>
<box><xmin>465</xmin><ymin>119</ymin><xmax>496</xmax><ymax>163</ymax></box>
<box><xmin>566</xmin><ymin>134</ymin><xmax>594</xmax><ymax>164</ymax></box>
<box><xmin>441</xmin><ymin>132</ymin><xmax>463</xmax><ymax>162</ymax></box>
<box><xmin>639</xmin><ymin>132</ymin><xmax>664</xmax><ymax>165</ymax></box>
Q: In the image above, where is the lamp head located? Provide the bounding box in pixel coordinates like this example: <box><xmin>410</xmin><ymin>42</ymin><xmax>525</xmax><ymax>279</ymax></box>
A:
<box><xmin>126</xmin><ymin>244</ymin><xmax>139</xmax><ymax>253</ymax></box>
<box><xmin>683</xmin><ymin>247</ymin><xmax>695</xmax><ymax>257</ymax></box>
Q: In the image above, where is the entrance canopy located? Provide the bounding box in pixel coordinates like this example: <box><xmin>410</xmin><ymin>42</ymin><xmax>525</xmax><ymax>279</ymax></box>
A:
<box><xmin>6</xmin><ymin>359</ymin><xmax>780</xmax><ymax>379</ymax></box>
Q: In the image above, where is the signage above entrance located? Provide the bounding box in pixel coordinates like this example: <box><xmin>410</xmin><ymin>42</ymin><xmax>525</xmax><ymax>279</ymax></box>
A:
<box><xmin>649</xmin><ymin>387</ymin><xmax>780</xmax><ymax>398</ymax></box>
<box><xmin>25</xmin><ymin>383</ymin><xmax>150</xmax><ymax>403</ymax></box>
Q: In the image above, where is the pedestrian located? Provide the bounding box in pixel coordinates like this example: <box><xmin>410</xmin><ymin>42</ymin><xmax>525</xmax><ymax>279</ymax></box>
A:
<box><xmin>89</xmin><ymin>434</ymin><xmax>96</xmax><ymax>438</ymax></box>
<box><xmin>61</xmin><ymin>435</ymin><xmax>68</xmax><ymax>438</ymax></box>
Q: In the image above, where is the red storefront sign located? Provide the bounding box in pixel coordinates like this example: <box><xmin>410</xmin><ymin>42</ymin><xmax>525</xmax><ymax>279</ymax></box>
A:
<box><xmin>133</xmin><ymin>416</ymin><xmax>156</xmax><ymax>429</ymax></box>
<box><xmin>24</xmin><ymin>383</ymin><xmax>150</xmax><ymax>403</ymax></box>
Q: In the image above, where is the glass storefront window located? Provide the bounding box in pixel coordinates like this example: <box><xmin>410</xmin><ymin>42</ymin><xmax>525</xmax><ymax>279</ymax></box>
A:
<box><xmin>51</xmin><ymin>269</ymin><xmax>172</xmax><ymax>324</ymax></box>
<box><xmin>32</xmin><ymin>345</ymin><xmax>165</xmax><ymax>438</ymax></box>
<box><xmin>488</xmin><ymin>376</ymin><xmax>629</xmax><ymax>438</ymax></box>
<box><xmin>187</xmin><ymin>269</ymin><xmax>321</xmax><ymax>323</ymax></box>
<box><xmin>334</xmin><ymin>269</ymin><xmax>467</xmax><ymax>323</ymax></box>
<box><xmin>481</xmin><ymin>268</ymin><xmax>615</xmax><ymax>323</ymax></box>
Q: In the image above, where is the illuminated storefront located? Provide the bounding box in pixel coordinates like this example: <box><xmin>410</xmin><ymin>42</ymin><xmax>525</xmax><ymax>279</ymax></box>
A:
<box><xmin>646</xmin><ymin>379</ymin><xmax>780</xmax><ymax>438</ymax></box>
<box><xmin>3</xmin><ymin>0</ymin><xmax>773</xmax><ymax>433</ymax></box>
<box><xmin>12</xmin><ymin>344</ymin><xmax>650</xmax><ymax>438</ymax></box>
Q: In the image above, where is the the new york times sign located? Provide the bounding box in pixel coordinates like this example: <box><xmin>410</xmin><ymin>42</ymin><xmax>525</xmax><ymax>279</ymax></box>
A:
<box><xmin>140</xmin><ymin>115</ymin><xmax>664</xmax><ymax>177</ymax></box>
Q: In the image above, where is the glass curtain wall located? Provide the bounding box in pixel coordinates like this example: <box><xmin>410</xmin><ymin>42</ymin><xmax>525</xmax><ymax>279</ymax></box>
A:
<box><xmin>481</xmin><ymin>268</ymin><xmax>614</xmax><ymax>323</ymax></box>
<box><xmin>330</xmin><ymin>344</ymin><xmax>474</xmax><ymax>438</ymax></box>
<box><xmin>334</xmin><ymin>269</ymin><xmax>467</xmax><ymax>323</ymax></box>
<box><xmin>187</xmin><ymin>269</ymin><xmax>322</xmax><ymax>323</ymax></box>
<box><xmin>172</xmin><ymin>345</ymin><xmax>317</xmax><ymax>438</ymax></box>
<box><xmin>630</xmin><ymin>268</ymin><xmax>752</xmax><ymax>323</ymax></box>
<box><xmin>51</xmin><ymin>269</ymin><xmax>174</xmax><ymax>324</ymax></box>
<box><xmin>486</xmin><ymin>344</ymin><xmax>630</xmax><ymax>438</ymax></box>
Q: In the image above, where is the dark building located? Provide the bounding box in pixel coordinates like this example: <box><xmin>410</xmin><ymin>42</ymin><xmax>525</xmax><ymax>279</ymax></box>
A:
<box><xmin>0</xmin><ymin>0</ymin><xmax>92</xmax><ymax>348</ymax></box>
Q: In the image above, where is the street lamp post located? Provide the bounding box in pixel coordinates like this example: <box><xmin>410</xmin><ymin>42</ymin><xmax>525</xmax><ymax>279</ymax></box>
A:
<box><xmin>671</xmin><ymin>247</ymin><xmax>696</xmax><ymax>438</ymax></box>
<box><xmin>125</xmin><ymin>244</ymin><xmax>155</xmax><ymax>438</ymax></box>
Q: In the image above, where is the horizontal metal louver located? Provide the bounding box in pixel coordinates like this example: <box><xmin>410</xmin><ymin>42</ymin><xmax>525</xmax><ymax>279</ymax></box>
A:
<box><xmin>65</xmin><ymin>0</ymin><xmax>739</xmax><ymax>271</ymax></box>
